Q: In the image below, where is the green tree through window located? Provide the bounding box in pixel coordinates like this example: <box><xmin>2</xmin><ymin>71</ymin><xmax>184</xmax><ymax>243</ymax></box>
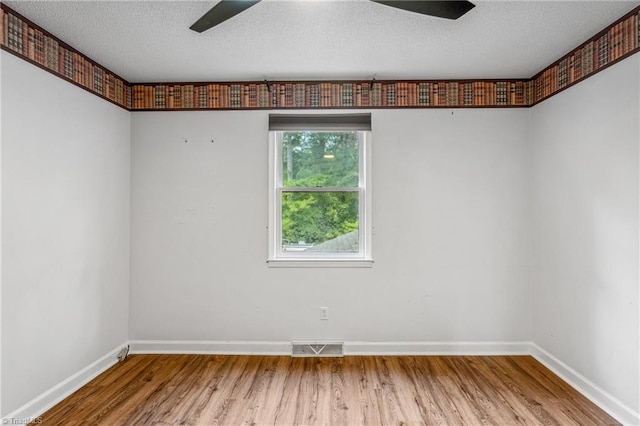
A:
<box><xmin>281</xmin><ymin>131</ymin><xmax>360</xmax><ymax>249</ymax></box>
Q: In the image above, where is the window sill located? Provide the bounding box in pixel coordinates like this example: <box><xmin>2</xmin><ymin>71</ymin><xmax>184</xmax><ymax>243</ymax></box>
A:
<box><xmin>266</xmin><ymin>259</ymin><xmax>374</xmax><ymax>268</ymax></box>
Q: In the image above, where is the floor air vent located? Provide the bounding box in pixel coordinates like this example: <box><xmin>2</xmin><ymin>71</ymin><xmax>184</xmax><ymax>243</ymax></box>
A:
<box><xmin>292</xmin><ymin>342</ymin><xmax>344</xmax><ymax>357</ymax></box>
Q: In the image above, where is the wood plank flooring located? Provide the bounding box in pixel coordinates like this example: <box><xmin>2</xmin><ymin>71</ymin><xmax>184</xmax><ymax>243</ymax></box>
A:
<box><xmin>37</xmin><ymin>354</ymin><xmax>619</xmax><ymax>425</ymax></box>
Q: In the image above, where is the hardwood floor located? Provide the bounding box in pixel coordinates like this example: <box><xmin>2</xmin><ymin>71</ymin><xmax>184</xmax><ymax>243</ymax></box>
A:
<box><xmin>38</xmin><ymin>354</ymin><xmax>619</xmax><ymax>425</ymax></box>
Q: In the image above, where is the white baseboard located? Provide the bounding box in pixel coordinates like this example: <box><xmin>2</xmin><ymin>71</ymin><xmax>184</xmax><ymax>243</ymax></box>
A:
<box><xmin>128</xmin><ymin>340</ymin><xmax>292</xmax><ymax>355</ymax></box>
<box><xmin>344</xmin><ymin>341</ymin><xmax>532</xmax><ymax>355</ymax></box>
<box><xmin>530</xmin><ymin>343</ymin><xmax>640</xmax><ymax>426</ymax></box>
<box><xmin>2</xmin><ymin>343</ymin><xmax>126</xmax><ymax>422</ymax></box>
<box><xmin>128</xmin><ymin>340</ymin><xmax>531</xmax><ymax>357</ymax></box>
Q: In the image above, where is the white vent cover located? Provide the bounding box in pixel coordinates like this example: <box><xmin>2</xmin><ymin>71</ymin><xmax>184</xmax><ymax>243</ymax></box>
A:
<box><xmin>292</xmin><ymin>342</ymin><xmax>344</xmax><ymax>357</ymax></box>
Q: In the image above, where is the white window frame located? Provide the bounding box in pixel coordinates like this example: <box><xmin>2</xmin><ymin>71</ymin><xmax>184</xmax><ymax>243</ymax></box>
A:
<box><xmin>267</xmin><ymin>124</ymin><xmax>372</xmax><ymax>268</ymax></box>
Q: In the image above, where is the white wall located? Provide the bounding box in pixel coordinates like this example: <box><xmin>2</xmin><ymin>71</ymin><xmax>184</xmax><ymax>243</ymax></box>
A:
<box><xmin>0</xmin><ymin>47</ymin><xmax>4</xmax><ymax>417</ymax></box>
<box><xmin>530</xmin><ymin>56</ymin><xmax>640</xmax><ymax>413</ymax></box>
<box><xmin>1</xmin><ymin>52</ymin><xmax>131</xmax><ymax>415</ymax></box>
<box><xmin>130</xmin><ymin>108</ymin><xmax>531</xmax><ymax>343</ymax></box>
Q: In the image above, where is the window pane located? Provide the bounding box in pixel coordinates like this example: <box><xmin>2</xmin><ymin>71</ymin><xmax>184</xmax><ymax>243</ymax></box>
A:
<box><xmin>282</xmin><ymin>131</ymin><xmax>359</xmax><ymax>188</ymax></box>
<box><xmin>281</xmin><ymin>192</ymin><xmax>359</xmax><ymax>253</ymax></box>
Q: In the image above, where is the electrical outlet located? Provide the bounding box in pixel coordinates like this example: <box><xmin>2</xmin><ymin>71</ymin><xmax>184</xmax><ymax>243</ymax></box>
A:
<box><xmin>320</xmin><ymin>306</ymin><xmax>329</xmax><ymax>320</ymax></box>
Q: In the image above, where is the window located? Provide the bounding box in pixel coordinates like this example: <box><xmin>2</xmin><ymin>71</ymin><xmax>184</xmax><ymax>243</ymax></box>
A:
<box><xmin>268</xmin><ymin>114</ymin><xmax>372</xmax><ymax>267</ymax></box>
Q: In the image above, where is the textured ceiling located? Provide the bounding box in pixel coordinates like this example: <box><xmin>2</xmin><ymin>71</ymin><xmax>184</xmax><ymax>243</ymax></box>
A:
<box><xmin>4</xmin><ymin>0</ymin><xmax>639</xmax><ymax>83</ymax></box>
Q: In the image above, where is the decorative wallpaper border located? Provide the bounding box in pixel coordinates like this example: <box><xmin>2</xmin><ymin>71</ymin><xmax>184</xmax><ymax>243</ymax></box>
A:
<box><xmin>131</xmin><ymin>80</ymin><xmax>534</xmax><ymax>110</ymax></box>
<box><xmin>1</xmin><ymin>3</ymin><xmax>639</xmax><ymax>111</ymax></box>
<box><xmin>531</xmin><ymin>5</ymin><xmax>639</xmax><ymax>105</ymax></box>
<box><xmin>0</xmin><ymin>4</ymin><xmax>131</xmax><ymax>109</ymax></box>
